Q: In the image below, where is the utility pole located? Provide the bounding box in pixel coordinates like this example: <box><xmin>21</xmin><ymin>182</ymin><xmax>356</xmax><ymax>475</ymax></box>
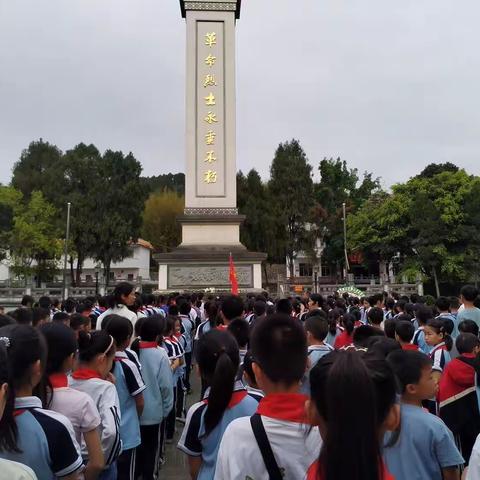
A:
<box><xmin>62</xmin><ymin>202</ymin><xmax>71</xmax><ymax>301</ymax></box>
<box><xmin>343</xmin><ymin>202</ymin><xmax>350</xmax><ymax>282</ymax></box>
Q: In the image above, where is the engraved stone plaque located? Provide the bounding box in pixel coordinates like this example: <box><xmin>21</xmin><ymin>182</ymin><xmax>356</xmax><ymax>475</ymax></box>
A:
<box><xmin>168</xmin><ymin>265</ymin><xmax>253</xmax><ymax>288</ymax></box>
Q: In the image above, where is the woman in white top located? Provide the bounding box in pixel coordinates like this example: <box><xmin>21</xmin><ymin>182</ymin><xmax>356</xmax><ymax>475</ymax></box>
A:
<box><xmin>97</xmin><ymin>282</ymin><xmax>140</xmax><ymax>331</ymax></box>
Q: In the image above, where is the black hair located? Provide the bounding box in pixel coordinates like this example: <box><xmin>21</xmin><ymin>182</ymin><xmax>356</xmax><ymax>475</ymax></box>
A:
<box><xmin>134</xmin><ymin>316</ymin><xmax>146</xmax><ymax>338</ymax></box>
<box><xmin>0</xmin><ymin>315</ymin><xmax>14</xmax><ymax>328</ymax></box>
<box><xmin>310</xmin><ymin>294</ymin><xmax>324</xmax><ymax>307</ymax></box>
<box><xmin>32</xmin><ymin>307</ymin><xmax>50</xmax><ymax>327</ymax></box>
<box><xmin>426</xmin><ymin>318</ymin><xmax>453</xmax><ymax>351</ymax></box>
<box><xmin>196</xmin><ymin>330</ymin><xmax>239</xmax><ymax>436</ymax></box>
<box><xmin>305</xmin><ymin>315</ymin><xmax>329</xmax><ymax>341</ymax></box>
<box><xmin>352</xmin><ymin>325</ymin><xmax>384</xmax><ymax>348</ymax></box>
<box><xmin>396</xmin><ymin>313</ymin><xmax>413</xmax><ymax>322</ymax></box>
<box><xmin>251</xmin><ymin>314</ymin><xmax>307</xmax><ymax>385</ymax></box>
<box><xmin>436</xmin><ymin>296</ymin><xmax>451</xmax><ymax>312</ymax></box>
<box><xmin>276</xmin><ymin>298</ymin><xmax>292</xmax><ymax>316</ymax></box>
<box><xmin>38</xmin><ymin>296</ymin><xmax>51</xmax><ymax>310</ymax></box>
<box><xmin>109</xmin><ymin>282</ymin><xmax>135</xmax><ymax>309</ymax></box>
<box><xmin>131</xmin><ymin>315</ymin><xmax>165</xmax><ymax>355</ymax></box>
<box><xmin>10</xmin><ymin>308</ymin><xmax>33</xmax><ymax>325</ymax></box>
<box><xmin>104</xmin><ymin>315</ymin><xmax>133</xmax><ymax>348</ymax></box>
<box><xmin>77</xmin><ymin>330</ymin><xmax>115</xmax><ymax>363</ymax></box>
<box><xmin>70</xmin><ymin>313</ymin><xmax>87</xmax><ymax>331</ymax></box>
<box><xmin>205</xmin><ymin>301</ymin><xmax>219</xmax><ymax>329</ymax></box>
<box><xmin>310</xmin><ymin>350</ymin><xmax>396</xmax><ymax>480</ymax></box>
<box><xmin>387</xmin><ymin>349</ymin><xmax>432</xmax><ymax>393</ymax></box>
<box><xmin>76</xmin><ymin>302</ymin><xmax>93</xmax><ymax>315</ymax></box>
<box><xmin>178</xmin><ymin>300</ymin><xmax>191</xmax><ymax>316</ymax></box>
<box><xmin>449</xmin><ymin>296</ymin><xmax>461</xmax><ymax>310</ymax></box>
<box><xmin>168</xmin><ymin>304</ymin><xmax>179</xmax><ymax>317</ymax></box>
<box><xmin>385</xmin><ymin>298</ymin><xmax>395</xmax><ymax>310</ymax></box>
<box><xmin>456</xmin><ymin>333</ymin><xmax>480</xmax><ymax>355</ymax></box>
<box><xmin>461</xmin><ymin>285</ymin><xmax>479</xmax><ymax>302</ymax></box>
<box><xmin>458</xmin><ymin>319</ymin><xmax>480</xmax><ymax>337</ymax></box>
<box><xmin>242</xmin><ymin>350</ymin><xmax>257</xmax><ymax>387</ymax></box>
<box><xmin>415</xmin><ymin>305</ymin><xmax>434</xmax><ymax>326</ymax></box>
<box><xmin>63</xmin><ymin>297</ymin><xmax>77</xmax><ymax>314</ymax></box>
<box><xmin>39</xmin><ymin>323</ymin><xmax>77</xmax><ymax>408</ymax></box>
<box><xmin>52</xmin><ymin>312</ymin><xmax>70</xmax><ymax>324</ymax></box>
<box><xmin>383</xmin><ymin>319</ymin><xmax>397</xmax><ymax>339</ymax></box>
<box><xmin>369</xmin><ymin>293</ymin><xmax>383</xmax><ymax>307</ymax></box>
<box><xmin>395</xmin><ymin>320</ymin><xmax>415</xmax><ymax>343</ymax></box>
<box><xmin>0</xmin><ymin>325</ymin><xmax>47</xmax><ymax>453</ymax></box>
<box><xmin>20</xmin><ymin>295</ymin><xmax>34</xmax><ymax>307</ymax></box>
<box><xmin>227</xmin><ymin>318</ymin><xmax>250</xmax><ymax>348</ymax></box>
<box><xmin>367</xmin><ymin>307</ymin><xmax>384</xmax><ymax>326</ymax></box>
<box><xmin>164</xmin><ymin>315</ymin><xmax>177</xmax><ymax>336</ymax></box>
<box><xmin>341</xmin><ymin>313</ymin><xmax>355</xmax><ymax>336</ymax></box>
<box><xmin>221</xmin><ymin>295</ymin><xmax>244</xmax><ymax>321</ymax></box>
<box><xmin>366</xmin><ymin>337</ymin><xmax>401</xmax><ymax>358</ymax></box>
<box><xmin>253</xmin><ymin>300</ymin><xmax>266</xmax><ymax>317</ymax></box>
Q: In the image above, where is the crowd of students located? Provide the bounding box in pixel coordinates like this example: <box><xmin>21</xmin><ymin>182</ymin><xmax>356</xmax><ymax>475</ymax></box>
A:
<box><xmin>2</xmin><ymin>282</ymin><xmax>480</xmax><ymax>479</ymax></box>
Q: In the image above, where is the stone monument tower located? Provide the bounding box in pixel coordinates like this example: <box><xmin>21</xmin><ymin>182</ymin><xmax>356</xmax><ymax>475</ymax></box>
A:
<box><xmin>156</xmin><ymin>0</ymin><xmax>266</xmax><ymax>291</ymax></box>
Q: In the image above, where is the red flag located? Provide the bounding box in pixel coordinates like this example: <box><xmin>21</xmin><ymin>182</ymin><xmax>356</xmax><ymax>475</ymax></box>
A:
<box><xmin>229</xmin><ymin>253</ymin><xmax>239</xmax><ymax>295</ymax></box>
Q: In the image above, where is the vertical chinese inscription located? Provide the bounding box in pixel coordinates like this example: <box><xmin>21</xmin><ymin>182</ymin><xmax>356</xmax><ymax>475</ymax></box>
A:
<box><xmin>197</xmin><ymin>22</ymin><xmax>224</xmax><ymax>197</ymax></box>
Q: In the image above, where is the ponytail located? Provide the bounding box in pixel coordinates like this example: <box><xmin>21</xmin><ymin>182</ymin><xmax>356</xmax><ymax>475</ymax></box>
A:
<box><xmin>310</xmin><ymin>350</ymin><xmax>396</xmax><ymax>480</ymax></box>
<box><xmin>0</xmin><ymin>325</ymin><xmax>47</xmax><ymax>453</ymax></box>
<box><xmin>342</xmin><ymin>313</ymin><xmax>355</xmax><ymax>335</ymax></box>
<box><xmin>196</xmin><ymin>330</ymin><xmax>239</xmax><ymax>436</ymax></box>
<box><xmin>131</xmin><ymin>315</ymin><xmax>165</xmax><ymax>356</ymax></box>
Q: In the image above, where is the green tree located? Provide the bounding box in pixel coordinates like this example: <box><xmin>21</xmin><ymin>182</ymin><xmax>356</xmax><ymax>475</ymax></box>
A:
<box><xmin>141</xmin><ymin>173</ymin><xmax>185</xmax><ymax>195</ymax></box>
<box><xmin>0</xmin><ymin>186</ymin><xmax>23</xmax><ymax>261</ymax></box>
<box><xmin>92</xmin><ymin>150</ymin><xmax>148</xmax><ymax>285</ymax></box>
<box><xmin>141</xmin><ymin>190</ymin><xmax>184</xmax><ymax>252</ymax></box>
<box><xmin>9</xmin><ymin>191</ymin><xmax>62</xmax><ymax>285</ymax></box>
<box><xmin>11</xmin><ymin>139</ymin><xmax>62</xmax><ymax>199</ymax></box>
<box><xmin>269</xmin><ymin>139</ymin><xmax>313</xmax><ymax>277</ymax></box>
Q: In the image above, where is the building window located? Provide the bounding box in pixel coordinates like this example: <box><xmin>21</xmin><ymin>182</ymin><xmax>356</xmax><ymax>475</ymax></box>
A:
<box><xmin>299</xmin><ymin>263</ymin><xmax>313</xmax><ymax>277</ymax></box>
<box><xmin>109</xmin><ymin>272</ymin><xmax>115</xmax><ymax>280</ymax></box>
<box><xmin>321</xmin><ymin>265</ymin><xmax>331</xmax><ymax>277</ymax></box>
<box><xmin>127</xmin><ymin>274</ymin><xmax>134</xmax><ymax>281</ymax></box>
<box><xmin>85</xmin><ymin>275</ymin><xmax>93</xmax><ymax>283</ymax></box>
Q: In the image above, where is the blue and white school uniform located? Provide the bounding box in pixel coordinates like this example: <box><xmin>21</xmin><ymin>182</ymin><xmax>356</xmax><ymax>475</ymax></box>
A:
<box><xmin>178</xmin><ymin>380</ymin><xmax>260</xmax><ymax>480</ymax></box>
<box><xmin>195</xmin><ymin>320</ymin><xmax>212</xmax><ymax>340</ymax></box>
<box><xmin>301</xmin><ymin>344</ymin><xmax>334</xmax><ymax>395</ymax></box>
<box><xmin>114</xmin><ymin>351</ymin><xmax>146</xmax><ymax>450</ymax></box>
<box><xmin>413</xmin><ymin>326</ymin><xmax>431</xmax><ymax>355</ymax></box>
<box><xmin>0</xmin><ymin>396</ymin><xmax>83</xmax><ymax>480</ymax></box>
<box><xmin>430</xmin><ymin>342</ymin><xmax>451</xmax><ymax>374</ymax></box>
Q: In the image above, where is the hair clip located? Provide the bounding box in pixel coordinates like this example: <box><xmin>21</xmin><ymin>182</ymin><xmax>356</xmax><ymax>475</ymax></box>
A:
<box><xmin>0</xmin><ymin>337</ymin><xmax>11</xmax><ymax>348</ymax></box>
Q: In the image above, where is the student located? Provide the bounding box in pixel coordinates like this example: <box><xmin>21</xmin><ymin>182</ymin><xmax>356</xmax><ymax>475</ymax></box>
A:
<box><xmin>0</xmin><ymin>324</ymin><xmax>83</xmax><ymax>480</ymax></box>
<box><xmin>395</xmin><ymin>320</ymin><xmax>418</xmax><ymax>351</ymax></box>
<box><xmin>105</xmin><ymin>315</ymin><xmax>146</xmax><ymax>480</ymax></box>
<box><xmin>227</xmin><ymin>318</ymin><xmax>250</xmax><ymax>366</ymax></box>
<box><xmin>352</xmin><ymin>324</ymin><xmax>385</xmax><ymax>349</ymax></box>
<box><xmin>438</xmin><ymin>333</ymin><xmax>480</xmax><ymax>464</ymax></box>
<box><xmin>458</xmin><ymin>286</ymin><xmax>480</xmax><ymax>330</ymax></box>
<box><xmin>97</xmin><ymin>282</ymin><xmax>138</xmax><ymax>331</ymax></box>
<box><xmin>412</xmin><ymin>305</ymin><xmax>433</xmax><ymax>354</ymax></box>
<box><xmin>307</xmin><ymin>294</ymin><xmax>324</xmax><ymax>317</ymax></box>
<box><xmin>32</xmin><ymin>307</ymin><xmax>50</xmax><ymax>328</ymax></box>
<box><xmin>385</xmin><ymin>350</ymin><xmax>464</xmax><ymax>480</ymax></box>
<box><xmin>249</xmin><ymin>300</ymin><xmax>267</xmax><ymax>329</ymax></box>
<box><xmin>70</xmin><ymin>331</ymin><xmax>122</xmax><ymax>480</ymax></box>
<box><xmin>214</xmin><ymin>314</ymin><xmax>321</xmax><ymax>480</ymax></box>
<box><xmin>178</xmin><ymin>300</ymin><xmax>196</xmax><ymax>394</ymax></box>
<box><xmin>179</xmin><ymin>330</ymin><xmax>259</xmax><ymax>480</ymax></box>
<box><xmin>195</xmin><ymin>301</ymin><xmax>218</xmax><ymax>339</ymax></box>
<box><xmin>333</xmin><ymin>312</ymin><xmax>355</xmax><ymax>349</ymax></box>
<box><xmin>162</xmin><ymin>315</ymin><xmax>185</xmax><ymax>443</ymax></box>
<box><xmin>0</xmin><ymin>341</ymin><xmax>38</xmax><ymax>479</ymax></box>
<box><xmin>302</xmin><ymin>315</ymin><xmax>334</xmax><ymax>394</ymax></box>
<box><xmin>367</xmin><ymin>307</ymin><xmax>384</xmax><ymax>330</ymax></box>
<box><xmin>70</xmin><ymin>313</ymin><xmax>90</xmax><ymax>337</ymax></box>
<box><xmin>53</xmin><ymin>312</ymin><xmax>71</xmax><ymax>326</ymax></box>
<box><xmin>10</xmin><ymin>308</ymin><xmax>33</xmax><ymax>325</ymax></box>
<box><xmin>219</xmin><ymin>295</ymin><xmax>244</xmax><ymax>329</ymax></box>
<box><xmin>242</xmin><ymin>351</ymin><xmax>264</xmax><ymax>401</ymax></box>
<box><xmin>325</xmin><ymin>309</ymin><xmax>343</xmax><ymax>347</ymax></box>
<box><xmin>436</xmin><ymin>297</ymin><xmax>459</xmax><ymax>338</ymax></box>
<box><xmin>131</xmin><ymin>316</ymin><xmax>173</xmax><ymax>480</ymax></box>
<box><xmin>425</xmin><ymin>318</ymin><xmax>453</xmax><ymax>383</ymax></box>
<box><xmin>306</xmin><ymin>350</ymin><xmax>399</xmax><ymax>480</ymax></box>
<box><xmin>40</xmin><ymin>322</ymin><xmax>105</xmax><ymax>480</ymax></box>
<box><xmin>459</xmin><ymin>319</ymin><xmax>480</xmax><ymax>337</ymax></box>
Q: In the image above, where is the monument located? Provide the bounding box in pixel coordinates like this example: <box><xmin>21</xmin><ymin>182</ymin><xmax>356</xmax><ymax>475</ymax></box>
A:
<box><xmin>156</xmin><ymin>0</ymin><xmax>266</xmax><ymax>291</ymax></box>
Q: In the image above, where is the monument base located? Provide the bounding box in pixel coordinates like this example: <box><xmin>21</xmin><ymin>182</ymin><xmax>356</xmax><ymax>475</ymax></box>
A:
<box><xmin>155</xmin><ymin>245</ymin><xmax>265</xmax><ymax>292</ymax></box>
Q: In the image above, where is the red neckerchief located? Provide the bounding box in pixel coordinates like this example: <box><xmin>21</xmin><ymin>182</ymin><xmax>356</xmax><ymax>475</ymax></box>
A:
<box><xmin>139</xmin><ymin>341</ymin><xmax>158</xmax><ymax>349</ymax></box>
<box><xmin>13</xmin><ymin>410</ymin><xmax>26</xmax><ymax>417</ymax></box>
<box><xmin>216</xmin><ymin>325</ymin><xmax>228</xmax><ymax>331</ymax></box>
<box><xmin>402</xmin><ymin>344</ymin><xmax>419</xmax><ymax>351</ymax></box>
<box><xmin>49</xmin><ymin>373</ymin><xmax>68</xmax><ymax>389</ymax></box>
<box><xmin>169</xmin><ymin>335</ymin><xmax>179</xmax><ymax>344</ymax></box>
<box><xmin>257</xmin><ymin>393</ymin><xmax>309</xmax><ymax>424</ymax></box>
<box><xmin>203</xmin><ymin>390</ymin><xmax>248</xmax><ymax>408</ymax></box>
<box><xmin>71</xmin><ymin>368</ymin><xmax>102</xmax><ymax>380</ymax></box>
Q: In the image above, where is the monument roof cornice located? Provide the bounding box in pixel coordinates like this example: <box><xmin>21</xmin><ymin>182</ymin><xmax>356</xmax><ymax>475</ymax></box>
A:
<box><xmin>179</xmin><ymin>0</ymin><xmax>241</xmax><ymax>19</ymax></box>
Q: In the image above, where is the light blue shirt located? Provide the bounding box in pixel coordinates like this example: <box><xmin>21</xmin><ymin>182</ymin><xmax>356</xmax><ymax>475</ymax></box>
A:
<box><xmin>457</xmin><ymin>307</ymin><xmax>480</xmax><ymax>331</ymax></box>
<box><xmin>139</xmin><ymin>346</ymin><xmax>174</xmax><ymax>425</ymax></box>
<box><xmin>437</xmin><ymin>313</ymin><xmax>459</xmax><ymax>339</ymax></box>
<box><xmin>413</xmin><ymin>327</ymin><xmax>431</xmax><ymax>355</ymax></box>
<box><xmin>301</xmin><ymin>344</ymin><xmax>334</xmax><ymax>395</ymax></box>
<box><xmin>383</xmin><ymin>403</ymin><xmax>464</xmax><ymax>480</ymax></box>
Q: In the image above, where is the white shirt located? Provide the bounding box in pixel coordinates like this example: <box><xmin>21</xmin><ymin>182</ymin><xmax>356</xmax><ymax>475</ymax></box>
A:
<box><xmin>0</xmin><ymin>460</ymin><xmax>37</xmax><ymax>480</ymax></box>
<box><xmin>214</xmin><ymin>393</ymin><xmax>321</xmax><ymax>480</ymax></box>
<box><xmin>467</xmin><ymin>434</ymin><xmax>480</xmax><ymax>480</ymax></box>
<box><xmin>97</xmin><ymin>304</ymin><xmax>139</xmax><ymax>331</ymax></box>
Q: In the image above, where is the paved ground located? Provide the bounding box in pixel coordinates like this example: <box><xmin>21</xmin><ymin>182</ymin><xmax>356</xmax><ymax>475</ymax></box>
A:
<box><xmin>161</xmin><ymin>374</ymin><xmax>200</xmax><ymax>479</ymax></box>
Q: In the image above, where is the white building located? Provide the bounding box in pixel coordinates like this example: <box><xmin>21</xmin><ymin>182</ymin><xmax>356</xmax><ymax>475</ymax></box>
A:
<box><xmin>0</xmin><ymin>239</ymin><xmax>154</xmax><ymax>284</ymax></box>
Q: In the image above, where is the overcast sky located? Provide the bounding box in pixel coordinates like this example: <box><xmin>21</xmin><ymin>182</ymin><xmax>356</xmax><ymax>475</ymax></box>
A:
<box><xmin>1</xmin><ymin>0</ymin><xmax>479</xmax><ymax>188</ymax></box>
